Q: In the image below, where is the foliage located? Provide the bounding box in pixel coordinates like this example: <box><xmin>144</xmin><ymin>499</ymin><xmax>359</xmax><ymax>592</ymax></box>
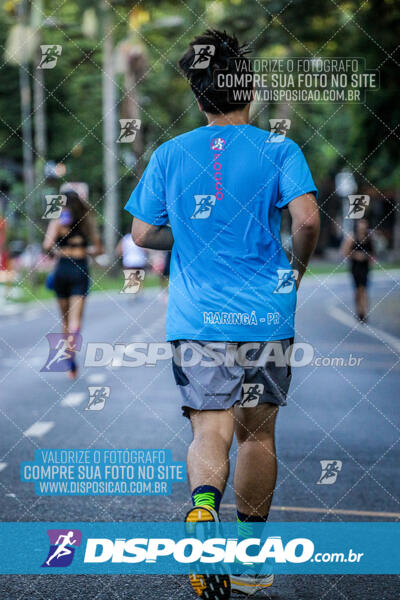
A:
<box><xmin>0</xmin><ymin>0</ymin><xmax>398</xmax><ymax>241</ymax></box>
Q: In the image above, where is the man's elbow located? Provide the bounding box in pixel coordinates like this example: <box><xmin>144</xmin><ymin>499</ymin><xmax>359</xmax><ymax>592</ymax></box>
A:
<box><xmin>294</xmin><ymin>211</ymin><xmax>320</xmax><ymax>236</ymax></box>
<box><xmin>131</xmin><ymin>221</ymin><xmax>149</xmax><ymax>247</ymax></box>
<box><xmin>305</xmin><ymin>213</ymin><xmax>320</xmax><ymax>236</ymax></box>
<box><xmin>132</xmin><ymin>233</ymin><xmax>146</xmax><ymax>248</ymax></box>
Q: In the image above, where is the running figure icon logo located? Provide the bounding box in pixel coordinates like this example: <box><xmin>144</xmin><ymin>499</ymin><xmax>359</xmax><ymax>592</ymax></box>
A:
<box><xmin>42</xmin><ymin>529</ymin><xmax>82</xmax><ymax>568</ymax></box>
<box><xmin>240</xmin><ymin>383</ymin><xmax>265</xmax><ymax>407</ymax></box>
<box><xmin>121</xmin><ymin>269</ymin><xmax>145</xmax><ymax>293</ymax></box>
<box><xmin>191</xmin><ymin>195</ymin><xmax>216</xmax><ymax>220</ymax></box>
<box><xmin>190</xmin><ymin>44</ymin><xmax>216</xmax><ymax>69</ymax></box>
<box><xmin>346</xmin><ymin>195</ymin><xmax>370</xmax><ymax>219</ymax></box>
<box><xmin>317</xmin><ymin>460</ymin><xmax>343</xmax><ymax>485</ymax></box>
<box><xmin>210</xmin><ymin>137</ymin><xmax>225</xmax><ymax>151</ymax></box>
<box><xmin>41</xmin><ymin>333</ymin><xmax>82</xmax><ymax>373</ymax></box>
<box><xmin>42</xmin><ymin>195</ymin><xmax>67</xmax><ymax>219</ymax></box>
<box><xmin>274</xmin><ymin>269</ymin><xmax>299</xmax><ymax>294</ymax></box>
<box><xmin>37</xmin><ymin>45</ymin><xmax>62</xmax><ymax>69</ymax></box>
<box><xmin>267</xmin><ymin>119</ymin><xmax>291</xmax><ymax>143</ymax></box>
<box><xmin>117</xmin><ymin>119</ymin><xmax>141</xmax><ymax>143</ymax></box>
<box><xmin>86</xmin><ymin>386</ymin><xmax>110</xmax><ymax>411</ymax></box>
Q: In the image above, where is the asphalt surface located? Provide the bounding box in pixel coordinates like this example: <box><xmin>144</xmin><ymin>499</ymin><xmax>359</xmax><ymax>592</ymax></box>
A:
<box><xmin>0</xmin><ymin>269</ymin><xmax>399</xmax><ymax>599</ymax></box>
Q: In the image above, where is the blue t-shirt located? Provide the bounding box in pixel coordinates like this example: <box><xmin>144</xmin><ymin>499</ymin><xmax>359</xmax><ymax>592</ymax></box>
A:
<box><xmin>125</xmin><ymin>124</ymin><xmax>317</xmax><ymax>341</ymax></box>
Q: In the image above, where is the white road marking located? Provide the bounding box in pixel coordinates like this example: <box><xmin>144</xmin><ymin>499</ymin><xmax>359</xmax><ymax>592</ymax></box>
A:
<box><xmin>86</xmin><ymin>373</ymin><xmax>107</xmax><ymax>385</ymax></box>
<box><xmin>1</xmin><ymin>355</ymin><xmax>48</xmax><ymax>369</ymax></box>
<box><xmin>328</xmin><ymin>304</ymin><xmax>400</xmax><ymax>354</ymax></box>
<box><xmin>0</xmin><ymin>463</ymin><xmax>7</xmax><ymax>473</ymax></box>
<box><xmin>61</xmin><ymin>392</ymin><xmax>86</xmax><ymax>407</ymax></box>
<box><xmin>30</xmin><ymin>357</ymin><xmax>46</xmax><ymax>367</ymax></box>
<box><xmin>23</xmin><ymin>421</ymin><xmax>54</xmax><ymax>438</ymax></box>
<box><xmin>23</xmin><ymin>309</ymin><xmax>41</xmax><ymax>321</ymax></box>
<box><xmin>0</xmin><ymin>305</ymin><xmax>20</xmax><ymax>315</ymax></box>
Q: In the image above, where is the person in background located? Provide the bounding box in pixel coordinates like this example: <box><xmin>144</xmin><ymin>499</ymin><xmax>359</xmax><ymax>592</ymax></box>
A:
<box><xmin>42</xmin><ymin>190</ymin><xmax>102</xmax><ymax>378</ymax></box>
<box><xmin>116</xmin><ymin>231</ymin><xmax>147</xmax><ymax>271</ymax></box>
<box><xmin>116</xmin><ymin>231</ymin><xmax>147</xmax><ymax>297</ymax></box>
<box><xmin>341</xmin><ymin>218</ymin><xmax>375</xmax><ymax>322</ymax></box>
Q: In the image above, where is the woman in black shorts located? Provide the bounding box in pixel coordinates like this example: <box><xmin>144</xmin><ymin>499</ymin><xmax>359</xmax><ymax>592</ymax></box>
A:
<box><xmin>342</xmin><ymin>218</ymin><xmax>375</xmax><ymax>322</ymax></box>
<box><xmin>43</xmin><ymin>191</ymin><xmax>102</xmax><ymax>377</ymax></box>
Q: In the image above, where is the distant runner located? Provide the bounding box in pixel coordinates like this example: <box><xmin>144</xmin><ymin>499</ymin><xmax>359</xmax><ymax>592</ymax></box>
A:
<box><xmin>43</xmin><ymin>190</ymin><xmax>102</xmax><ymax>378</ymax></box>
<box><xmin>342</xmin><ymin>218</ymin><xmax>375</xmax><ymax>322</ymax></box>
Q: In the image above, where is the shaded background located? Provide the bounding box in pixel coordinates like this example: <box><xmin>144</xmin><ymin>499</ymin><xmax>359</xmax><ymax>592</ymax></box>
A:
<box><xmin>0</xmin><ymin>0</ymin><xmax>399</xmax><ymax>287</ymax></box>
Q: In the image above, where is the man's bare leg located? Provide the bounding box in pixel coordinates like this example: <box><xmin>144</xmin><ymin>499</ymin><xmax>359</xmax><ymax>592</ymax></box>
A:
<box><xmin>233</xmin><ymin>403</ymin><xmax>279</xmax><ymax>516</ymax></box>
<box><xmin>230</xmin><ymin>403</ymin><xmax>278</xmax><ymax>593</ymax></box>
<box><xmin>186</xmin><ymin>409</ymin><xmax>234</xmax><ymax>600</ymax></box>
<box><xmin>187</xmin><ymin>408</ymin><xmax>235</xmax><ymax>497</ymax></box>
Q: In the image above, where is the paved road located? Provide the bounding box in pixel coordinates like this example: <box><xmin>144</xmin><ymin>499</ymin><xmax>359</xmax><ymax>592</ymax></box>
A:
<box><xmin>0</xmin><ymin>270</ymin><xmax>399</xmax><ymax>599</ymax></box>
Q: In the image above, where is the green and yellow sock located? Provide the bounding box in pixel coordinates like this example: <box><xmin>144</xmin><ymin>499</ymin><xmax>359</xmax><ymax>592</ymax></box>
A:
<box><xmin>237</xmin><ymin>510</ymin><xmax>268</xmax><ymax>542</ymax></box>
<box><xmin>192</xmin><ymin>485</ymin><xmax>222</xmax><ymax>513</ymax></box>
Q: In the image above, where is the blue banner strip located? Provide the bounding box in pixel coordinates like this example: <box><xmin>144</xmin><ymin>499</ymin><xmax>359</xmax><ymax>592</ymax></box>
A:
<box><xmin>0</xmin><ymin>522</ymin><xmax>398</xmax><ymax>574</ymax></box>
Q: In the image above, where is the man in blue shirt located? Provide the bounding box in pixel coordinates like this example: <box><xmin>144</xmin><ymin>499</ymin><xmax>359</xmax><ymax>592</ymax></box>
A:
<box><xmin>126</xmin><ymin>29</ymin><xmax>319</xmax><ymax>599</ymax></box>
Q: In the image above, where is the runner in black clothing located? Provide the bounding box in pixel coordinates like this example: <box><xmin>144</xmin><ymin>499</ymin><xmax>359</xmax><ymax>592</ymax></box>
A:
<box><xmin>42</xmin><ymin>190</ymin><xmax>102</xmax><ymax>377</ymax></box>
<box><xmin>342</xmin><ymin>218</ymin><xmax>375</xmax><ymax>322</ymax></box>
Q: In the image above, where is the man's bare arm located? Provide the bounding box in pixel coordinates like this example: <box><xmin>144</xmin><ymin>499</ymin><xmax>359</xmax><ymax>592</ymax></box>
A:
<box><xmin>287</xmin><ymin>193</ymin><xmax>320</xmax><ymax>288</ymax></box>
<box><xmin>131</xmin><ymin>217</ymin><xmax>174</xmax><ymax>250</ymax></box>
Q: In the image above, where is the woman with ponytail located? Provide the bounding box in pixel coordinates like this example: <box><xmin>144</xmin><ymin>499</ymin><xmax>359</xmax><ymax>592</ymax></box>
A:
<box><xmin>42</xmin><ymin>190</ymin><xmax>102</xmax><ymax>378</ymax></box>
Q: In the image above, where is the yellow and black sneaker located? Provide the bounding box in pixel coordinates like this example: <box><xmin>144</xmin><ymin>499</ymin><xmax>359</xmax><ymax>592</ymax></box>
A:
<box><xmin>185</xmin><ymin>505</ymin><xmax>231</xmax><ymax>600</ymax></box>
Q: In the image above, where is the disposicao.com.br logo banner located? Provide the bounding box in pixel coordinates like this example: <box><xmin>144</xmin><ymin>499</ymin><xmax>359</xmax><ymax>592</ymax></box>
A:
<box><xmin>0</xmin><ymin>522</ymin><xmax>398</xmax><ymax>575</ymax></box>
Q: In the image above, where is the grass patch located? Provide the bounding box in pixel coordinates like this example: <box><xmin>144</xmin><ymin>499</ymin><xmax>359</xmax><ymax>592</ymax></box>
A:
<box><xmin>4</xmin><ymin>262</ymin><xmax>400</xmax><ymax>304</ymax></box>
<box><xmin>6</xmin><ymin>268</ymin><xmax>161</xmax><ymax>304</ymax></box>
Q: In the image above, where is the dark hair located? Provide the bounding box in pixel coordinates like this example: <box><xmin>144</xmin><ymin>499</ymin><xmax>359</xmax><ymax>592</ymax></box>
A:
<box><xmin>63</xmin><ymin>190</ymin><xmax>93</xmax><ymax>242</ymax></box>
<box><xmin>178</xmin><ymin>29</ymin><xmax>252</xmax><ymax>115</ymax></box>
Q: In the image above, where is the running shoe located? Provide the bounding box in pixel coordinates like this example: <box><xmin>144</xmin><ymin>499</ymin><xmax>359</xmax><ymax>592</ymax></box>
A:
<box><xmin>185</xmin><ymin>505</ymin><xmax>231</xmax><ymax>600</ymax></box>
<box><xmin>230</xmin><ymin>570</ymin><xmax>274</xmax><ymax>596</ymax></box>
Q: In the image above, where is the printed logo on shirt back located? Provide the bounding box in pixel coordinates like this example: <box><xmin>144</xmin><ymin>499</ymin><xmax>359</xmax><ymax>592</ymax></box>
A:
<box><xmin>191</xmin><ymin>195</ymin><xmax>216</xmax><ymax>220</ymax></box>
